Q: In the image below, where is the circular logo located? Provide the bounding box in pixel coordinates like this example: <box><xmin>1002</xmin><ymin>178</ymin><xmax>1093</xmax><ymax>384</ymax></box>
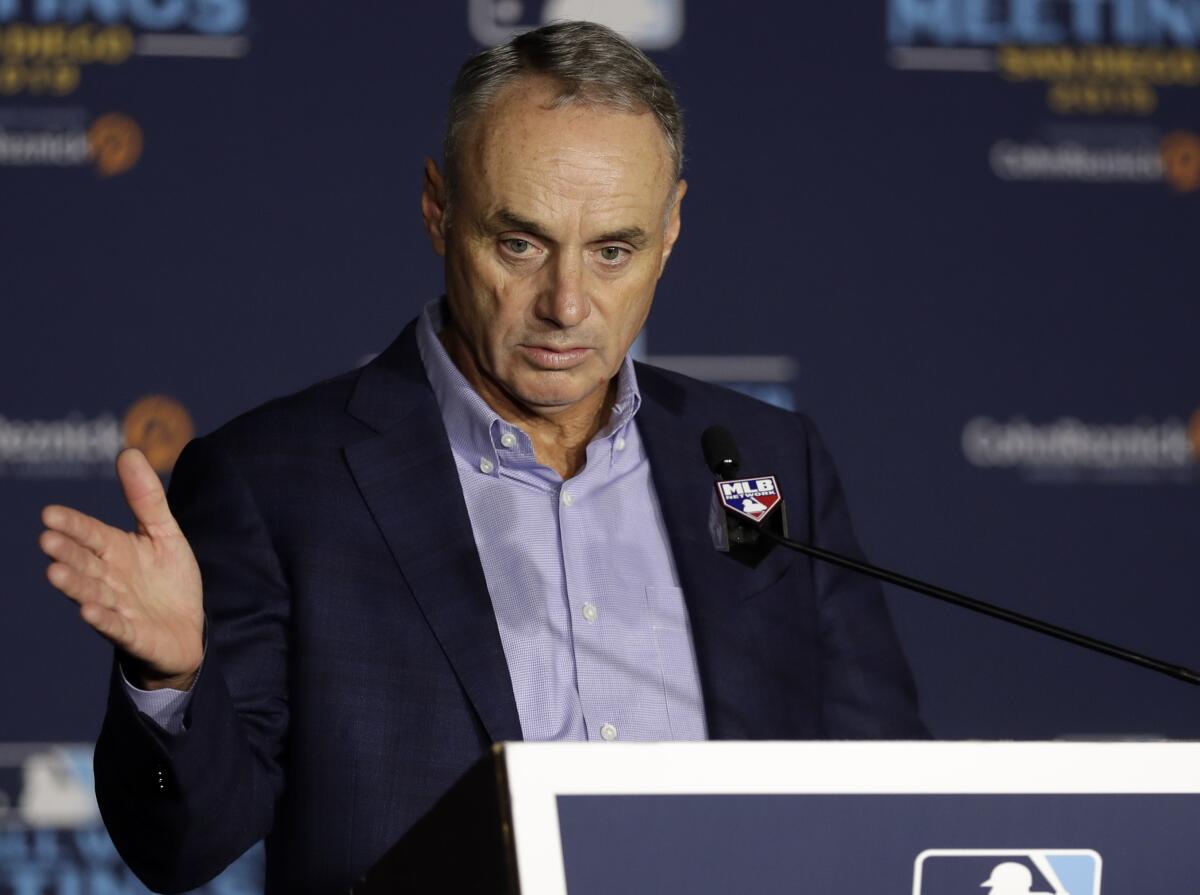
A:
<box><xmin>87</xmin><ymin>113</ymin><xmax>143</xmax><ymax>177</ymax></box>
<box><xmin>1161</xmin><ymin>132</ymin><xmax>1200</xmax><ymax>194</ymax></box>
<box><xmin>1190</xmin><ymin>407</ymin><xmax>1200</xmax><ymax>460</ymax></box>
<box><xmin>123</xmin><ymin>395</ymin><xmax>194</xmax><ymax>474</ymax></box>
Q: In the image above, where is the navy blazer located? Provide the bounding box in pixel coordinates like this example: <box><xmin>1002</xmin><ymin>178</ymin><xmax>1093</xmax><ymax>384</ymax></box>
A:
<box><xmin>94</xmin><ymin>320</ymin><xmax>925</xmax><ymax>894</ymax></box>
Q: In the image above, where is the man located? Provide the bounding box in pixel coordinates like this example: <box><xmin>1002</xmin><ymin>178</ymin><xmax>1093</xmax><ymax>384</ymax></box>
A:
<box><xmin>38</xmin><ymin>21</ymin><xmax>925</xmax><ymax>894</ymax></box>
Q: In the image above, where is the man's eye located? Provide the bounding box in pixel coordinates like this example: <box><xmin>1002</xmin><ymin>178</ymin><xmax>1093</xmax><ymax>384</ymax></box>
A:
<box><xmin>599</xmin><ymin>246</ymin><xmax>627</xmax><ymax>263</ymax></box>
<box><xmin>503</xmin><ymin>238</ymin><xmax>531</xmax><ymax>254</ymax></box>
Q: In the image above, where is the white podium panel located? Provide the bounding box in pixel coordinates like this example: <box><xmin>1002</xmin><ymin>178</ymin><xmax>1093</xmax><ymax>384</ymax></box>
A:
<box><xmin>499</xmin><ymin>741</ymin><xmax>1200</xmax><ymax>895</ymax></box>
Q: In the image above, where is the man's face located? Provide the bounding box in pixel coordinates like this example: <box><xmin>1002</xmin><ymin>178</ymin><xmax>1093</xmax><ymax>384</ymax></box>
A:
<box><xmin>423</xmin><ymin>76</ymin><xmax>685</xmax><ymax>425</ymax></box>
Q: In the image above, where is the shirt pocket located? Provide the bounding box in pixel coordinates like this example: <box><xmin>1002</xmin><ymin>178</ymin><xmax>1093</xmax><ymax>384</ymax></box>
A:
<box><xmin>645</xmin><ymin>584</ymin><xmax>691</xmax><ymax>631</ymax></box>
<box><xmin>645</xmin><ymin>585</ymin><xmax>706</xmax><ymax>739</ymax></box>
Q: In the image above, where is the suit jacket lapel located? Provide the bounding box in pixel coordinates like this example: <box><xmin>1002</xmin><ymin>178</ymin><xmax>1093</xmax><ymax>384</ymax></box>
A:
<box><xmin>343</xmin><ymin>323</ymin><xmax>523</xmax><ymax>743</ymax></box>
<box><xmin>635</xmin><ymin>365</ymin><xmax>794</xmax><ymax>739</ymax></box>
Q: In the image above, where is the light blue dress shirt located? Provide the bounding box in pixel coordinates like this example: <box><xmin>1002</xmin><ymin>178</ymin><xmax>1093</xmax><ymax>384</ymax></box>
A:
<box><xmin>416</xmin><ymin>300</ymin><xmax>706</xmax><ymax>742</ymax></box>
<box><xmin>127</xmin><ymin>300</ymin><xmax>707</xmax><ymax>743</ymax></box>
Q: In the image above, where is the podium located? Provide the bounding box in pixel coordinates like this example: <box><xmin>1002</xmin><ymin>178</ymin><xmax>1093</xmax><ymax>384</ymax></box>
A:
<box><xmin>354</xmin><ymin>741</ymin><xmax>1200</xmax><ymax>894</ymax></box>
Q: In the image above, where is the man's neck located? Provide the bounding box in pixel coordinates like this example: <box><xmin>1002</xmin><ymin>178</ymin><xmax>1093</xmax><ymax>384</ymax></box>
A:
<box><xmin>438</xmin><ymin>327</ymin><xmax>617</xmax><ymax>480</ymax></box>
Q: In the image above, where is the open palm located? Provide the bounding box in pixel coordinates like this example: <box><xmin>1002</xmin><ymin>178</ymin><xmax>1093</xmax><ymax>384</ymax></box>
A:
<box><xmin>39</xmin><ymin>448</ymin><xmax>204</xmax><ymax>690</ymax></box>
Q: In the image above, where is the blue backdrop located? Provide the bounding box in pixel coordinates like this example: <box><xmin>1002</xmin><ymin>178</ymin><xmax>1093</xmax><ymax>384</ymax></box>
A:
<box><xmin>2</xmin><ymin>0</ymin><xmax>1197</xmax><ymax>889</ymax></box>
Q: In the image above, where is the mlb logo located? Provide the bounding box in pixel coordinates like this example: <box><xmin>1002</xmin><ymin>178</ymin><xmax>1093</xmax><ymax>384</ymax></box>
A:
<box><xmin>468</xmin><ymin>0</ymin><xmax>685</xmax><ymax>49</ymax></box>
<box><xmin>913</xmin><ymin>849</ymin><xmax>1101</xmax><ymax>895</ymax></box>
<box><xmin>716</xmin><ymin>476</ymin><xmax>782</xmax><ymax>523</ymax></box>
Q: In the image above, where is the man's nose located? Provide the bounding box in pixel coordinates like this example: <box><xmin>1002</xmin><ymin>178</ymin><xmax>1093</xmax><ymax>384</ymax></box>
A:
<box><xmin>535</xmin><ymin>252</ymin><xmax>591</xmax><ymax>328</ymax></box>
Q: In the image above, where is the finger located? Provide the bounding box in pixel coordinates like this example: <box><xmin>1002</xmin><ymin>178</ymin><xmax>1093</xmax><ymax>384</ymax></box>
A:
<box><xmin>46</xmin><ymin>562</ymin><xmax>119</xmax><ymax>611</ymax></box>
<box><xmin>116</xmin><ymin>448</ymin><xmax>179</xmax><ymax>536</ymax></box>
<box><xmin>41</xmin><ymin>504</ymin><xmax>119</xmax><ymax>556</ymax></box>
<box><xmin>79</xmin><ymin>601</ymin><xmax>133</xmax><ymax>648</ymax></box>
<box><xmin>39</xmin><ymin>530</ymin><xmax>106</xmax><ymax>580</ymax></box>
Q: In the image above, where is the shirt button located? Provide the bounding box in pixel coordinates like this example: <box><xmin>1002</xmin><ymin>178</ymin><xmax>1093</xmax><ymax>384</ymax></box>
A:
<box><xmin>479</xmin><ymin>458</ymin><xmax>494</xmax><ymax>474</ymax></box>
<box><xmin>600</xmin><ymin>723</ymin><xmax>618</xmax><ymax>742</ymax></box>
<box><xmin>500</xmin><ymin>432</ymin><xmax>517</xmax><ymax>449</ymax></box>
<box><xmin>615</xmin><ymin>436</ymin><xmax>626</xmax><ymax>451</ymax></box>
<box><xmin>581</xmin><ymin>602</ymin><xmax>598</xmax><ymax>623</ymax></box>
<box><xmin>561</xmin><ymin>490</ymin><xmax>574</xmax><ymax>507</ymax></box>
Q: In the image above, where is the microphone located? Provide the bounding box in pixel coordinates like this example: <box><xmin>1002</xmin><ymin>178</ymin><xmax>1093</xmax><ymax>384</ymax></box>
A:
<box><xmin>701</xmin><ymin>425</ymin><xmax>1200</xmax><ymax>687</ymax></box>
<box><xmin>700</xmin><ymin>426</ymin><xmax>741</xmax><ymax>478</ymax></box>
<box><xmin>704</xmin><ymin>426</ymin><xmax>788</xmax><ymax>565</ymax></box>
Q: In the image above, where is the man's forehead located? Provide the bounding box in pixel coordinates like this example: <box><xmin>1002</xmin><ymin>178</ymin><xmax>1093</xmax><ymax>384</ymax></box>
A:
<box><xmin>481</xmin><ymin>74</ymin><xmax>662</xmax><ymax>136</ymax></box>
<box><xmin>463</xmin><ymin>76</ymin><xmax>674</xmax><ymax>193</ymax></box>
<box><xmin>469</xmin><ymin>162</ymin><xmax>668</xmax><ymax>238</ymax></box>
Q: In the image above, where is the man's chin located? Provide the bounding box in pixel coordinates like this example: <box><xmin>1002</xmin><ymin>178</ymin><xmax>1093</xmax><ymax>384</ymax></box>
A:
<box><xmin>514</xmin><ymin>390</ymin><xmax>591</xmax><ymax>413</ymax></box>
<box><xmin>510</xmin><ymin>377</ymin><xmax>605</xmax><ymax>415</ymax></box>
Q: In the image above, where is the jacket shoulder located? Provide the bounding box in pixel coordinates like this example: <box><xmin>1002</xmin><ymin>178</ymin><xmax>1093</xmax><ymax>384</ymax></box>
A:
<box><xmin>201</xmin><ymin>367</ymin><xmax>367</xmax><ymax>457</ymax></box>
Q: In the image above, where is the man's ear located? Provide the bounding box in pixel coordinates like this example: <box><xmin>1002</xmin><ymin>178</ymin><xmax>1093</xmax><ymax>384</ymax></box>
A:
<box><xmin>421</xmin><ymin>157</ymin><xmax>448</xmax><ymax>257</ymax></box>
<box><xmin>659</xmin><ymin>179</ymin><xmax>687</xmax><ymax>274</ymax></box>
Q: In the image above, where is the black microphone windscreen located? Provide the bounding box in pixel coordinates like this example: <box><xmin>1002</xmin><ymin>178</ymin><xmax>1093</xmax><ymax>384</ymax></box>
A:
<box><xmin>700</xmin><ymin>426</ymin><xmax>741</xmax><ymax>477</ymax></box>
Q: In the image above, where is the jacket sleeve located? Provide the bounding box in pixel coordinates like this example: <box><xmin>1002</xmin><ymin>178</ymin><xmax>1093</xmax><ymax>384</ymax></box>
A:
<box><xmin>799</xmin><ymin>414</ymin><xmax>930</xmax><ymax>739</ymax></box>
<box><xmin>94</xmin><ymin>434</ymin><xmax>290</xmax><ymax>893</ymax></box>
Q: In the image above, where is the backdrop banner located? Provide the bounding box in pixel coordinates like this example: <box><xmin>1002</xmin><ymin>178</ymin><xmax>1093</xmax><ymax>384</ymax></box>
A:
<box><xmin>2</xmin><ymin>1</ymin><xmax>1196</xmax><ymax>889</ymax></box>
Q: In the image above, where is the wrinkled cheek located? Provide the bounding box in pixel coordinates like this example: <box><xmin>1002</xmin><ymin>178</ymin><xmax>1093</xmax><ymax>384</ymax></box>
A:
<box><xmin>447</xmin><ymin>256</ymin><xmax>497</xmax><ymax>335</ymax></box>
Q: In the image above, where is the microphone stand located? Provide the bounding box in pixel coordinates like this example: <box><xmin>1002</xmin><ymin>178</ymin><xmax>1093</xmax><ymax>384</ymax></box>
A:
<box><xmin>701</xmin><ymin>424</ymin><xmax>1200</xmax><ymax>687</ymax></box>
<box><xmin>756</xmin><ymin>524</ymin><xmax>1200</xmax><ymax>687</ymax></box>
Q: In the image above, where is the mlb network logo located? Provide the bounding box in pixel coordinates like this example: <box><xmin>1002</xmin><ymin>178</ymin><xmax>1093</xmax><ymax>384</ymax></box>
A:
<box><xmin>717</xmin><ymin>476</ymin><xmax>781</xmax><ymax>522</ymax></box>
<box><xmin>914</xmin><ymin>849</ymin><xmax>1101</xmax><ymax>895</ymax></box>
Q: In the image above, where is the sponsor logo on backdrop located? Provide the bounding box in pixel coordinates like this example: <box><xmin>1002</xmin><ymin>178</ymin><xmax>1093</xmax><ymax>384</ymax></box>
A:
<box><xmin>0</xmin><ymin>108</ymin><xmax>142</xmax><ymax>174</ymax></box>
<box><xmin>962</xmin><ymin>410</ymin><xmax>1198</xmax><ymax>482</ymax></box>
<box><xmin>988</xmin><ymin>127</ymin><xmax>1200</xmax><ymax>191</ymax></box>
<box><xmin>0</xmin><ymin>743</ymin><xmax>262</xmax><ymax>891</ymax></box>
<box><xmin>913</xmin><ymin>849</ymin><xmax>1102</xmax><ymax>895</ymax></box>
<box><xmin>123</xmin><ymin>394</ymin><xmax>195</xmax><ymax>473</ymax></box>
<box><xmin>87</xmin><ymin>110</ymin><xmax>142</xmax><ymax>175</ymax></box>
<box><xmin>469</xmin><ymin>0</ymin><xmax>684</xmax><ymax>49</ymax></box>
<box><xmin>0</xmin><ymin>394</ymin><xmax>193</xmax><ymax>479</ymax></box>
<box><xmin>0</xmin><ymin>0</ymin><xmax>251</xmax><ymax>173</ymax></box>
<box><xmin>887</xmin><ymin>0</ymin><xmax>1199</xmax><ymax>192</ymax></box>
<box><xmin>1161</xmin><ymin>130</ymin><xmax>1200</xmax><ymax>190</ymax></box>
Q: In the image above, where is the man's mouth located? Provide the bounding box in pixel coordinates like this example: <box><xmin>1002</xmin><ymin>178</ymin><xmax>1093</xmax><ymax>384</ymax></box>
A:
<box><xmin>519</xmin><ymin>345</ymin><xmax>593</xmax><ymax>369</ymax></box>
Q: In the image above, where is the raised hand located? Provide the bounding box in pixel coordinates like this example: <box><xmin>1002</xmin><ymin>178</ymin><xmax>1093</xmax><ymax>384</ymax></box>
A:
<box><xmin>39</xmin><ymin>448</ymin><xmax>205</xmax><ymax>690</ymax></box>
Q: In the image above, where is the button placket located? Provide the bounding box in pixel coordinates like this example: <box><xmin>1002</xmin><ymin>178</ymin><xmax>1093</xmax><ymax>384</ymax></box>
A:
<box><xmin>560</xmin><ymin>474</ymin><xmax>610</xmax><ymax>742</ymax></box>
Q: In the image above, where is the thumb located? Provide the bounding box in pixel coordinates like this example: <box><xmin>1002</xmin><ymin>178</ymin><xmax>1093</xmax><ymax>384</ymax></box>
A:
<box><xmin>116</xmin><ymin>448</ymin><xmax>178</xmax><ymax>535</ymax></box>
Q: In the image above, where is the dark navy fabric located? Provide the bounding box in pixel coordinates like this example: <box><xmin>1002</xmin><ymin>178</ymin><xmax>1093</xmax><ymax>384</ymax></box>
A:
<box><xmin>557</xmin><ymin>793</ymin><xmax>1200</xmax><ymax>895</ymax></box>
<box><xmin>93</xmin><ymin>319</ymin><xmax>925</xmax><ymax>894</ymax></box>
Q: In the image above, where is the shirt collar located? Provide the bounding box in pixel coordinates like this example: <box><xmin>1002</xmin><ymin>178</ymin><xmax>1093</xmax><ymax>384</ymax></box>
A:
<box><xmin>414</xmin><ymin>298</ymin><xmax>642</xmax><ymax>475</ymax></box>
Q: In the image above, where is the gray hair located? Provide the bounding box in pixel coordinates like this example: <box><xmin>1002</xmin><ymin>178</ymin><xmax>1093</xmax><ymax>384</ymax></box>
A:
<box><xmin>442</xmin><ymin>20</ymin><xmax>684</xmax><ymax>206</ymax></box>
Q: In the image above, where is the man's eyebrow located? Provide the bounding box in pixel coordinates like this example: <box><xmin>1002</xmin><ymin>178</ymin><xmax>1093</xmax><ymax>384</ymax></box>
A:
<box><xmin>485</xmin><ymin>210</ymin><xmax>649</xmax><ymax>248</ymax></box>
<box><xmin>594</xmin><ymin>226</ymin><xmax>648</xmax><ymax>247</ymax></box>
<box><xmin>487</xmin><ymin>209</ymin><xmax>552</xmax><ymax>240</ymax></box>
